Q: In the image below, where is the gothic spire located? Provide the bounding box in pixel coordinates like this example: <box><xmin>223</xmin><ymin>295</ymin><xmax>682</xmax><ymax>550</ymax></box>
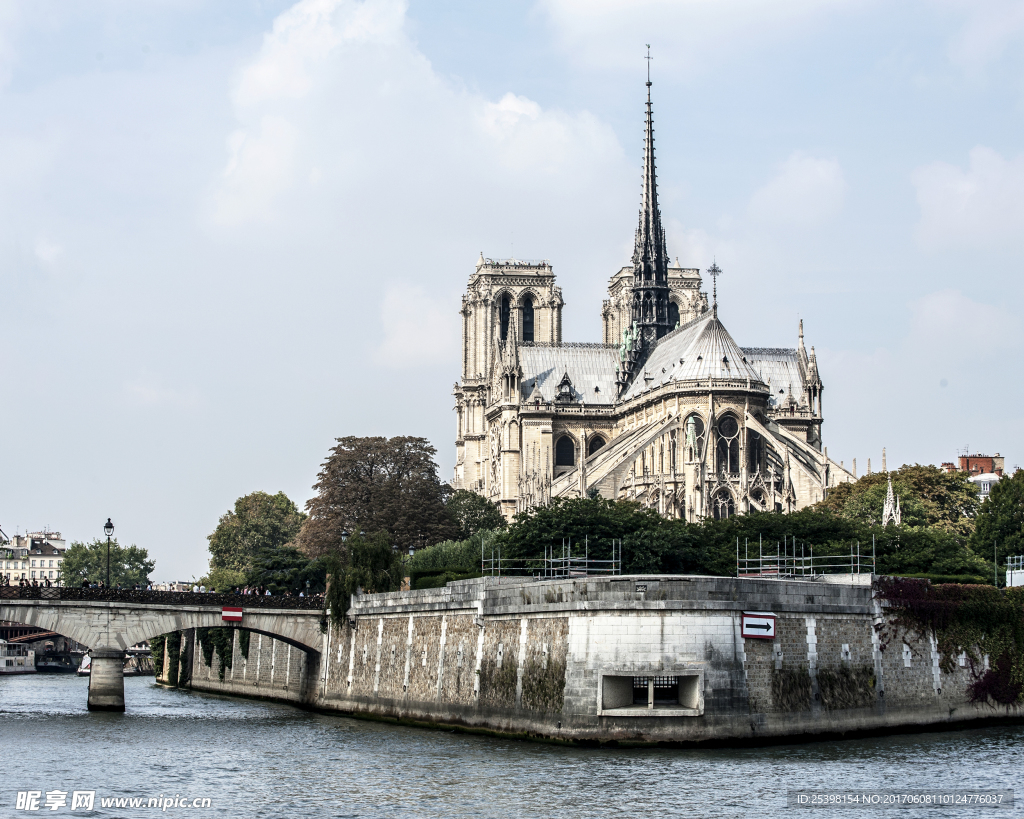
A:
<box><xmin>632</xmin><ymin>63</ymin><xmax>669</xmax><ymax>285</ymax></box>
<box><xmin>617</xmin><ymin>54</ymin><xmax>673</xmax><ymax>394</ymax></box>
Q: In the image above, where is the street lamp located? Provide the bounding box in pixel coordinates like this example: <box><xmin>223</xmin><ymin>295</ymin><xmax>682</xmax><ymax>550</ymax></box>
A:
<box><xmin>103</xmin><ymin>518</ymin><xmax>114</xmax><ymax>589</ymax></box>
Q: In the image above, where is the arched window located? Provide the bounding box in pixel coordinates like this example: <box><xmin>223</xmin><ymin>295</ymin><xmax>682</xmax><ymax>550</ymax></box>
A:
<box><xmin>499</xmin><ymin>294</ymin><xmax>511</xmax><ymax>341</ymax></box>
<box><xmin>716</xmin><ymin>414</ymin><xmax>740</xmax><ymax>474</ymax></box>
<box><xmin>684</xmin><ymin>414</ymin><xmax>705</xmax><ymax>463</ymax></box>
<box><xmin>587</xmin><ymin>436</ymin><xmax>606</xmax><ymax>457</ymax></box>
<box><xmin>747</xmin><ymin>430</ymin><xmax>764</xmax><ymax>475</ymax></box>
<box><xmin>522</xmin><ymin>295</ymin><xmax>534</xmax><ymax>342</ymax></box>
<box><xmin>668</xmin><ymin>300</ymin><xmax>680</xmax><ymax>329</ymax></box>
<box><xmin>713</xmin><ymin>489</ymin><xmax>735</xmax><ymax>520</ymax></box>
<box><xmin>555</xmin><ymin>435</ymin><xmax>576</xmax><ymax>466</ymax></box>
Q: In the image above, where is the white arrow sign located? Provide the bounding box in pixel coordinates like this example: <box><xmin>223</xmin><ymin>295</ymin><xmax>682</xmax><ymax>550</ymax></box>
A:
<box><xmin>741</xmin><ymin>612</ymin><xmax>776</xmax><ymax>639</ymax></box>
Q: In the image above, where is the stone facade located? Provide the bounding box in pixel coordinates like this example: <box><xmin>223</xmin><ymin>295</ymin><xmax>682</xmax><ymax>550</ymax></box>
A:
<box><xmin>452</xmin><ymin>85</ymin><xmax>854</xmax><ymax>522</ymax></box>
<box><xmin>157</xmin><ymin>576</ymin><xmax>1021</xmax><ymax>745</ymax></box>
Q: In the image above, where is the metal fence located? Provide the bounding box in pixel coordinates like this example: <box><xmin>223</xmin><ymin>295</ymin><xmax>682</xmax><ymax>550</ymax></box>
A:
<box><xmin>0</xmin><ymin>585</ymin><xmax>325</xmax><ymax>610</ymax></box>
<box><xmin>481</xmin><ymin>538</ymin><xmax>622</xmax><ymax>579</ymax></box>
<box><xmin>1008</xmin><ymin>556</ymin><xmax>1024</xmax><ymax>572</ymax></box>
<box><xmin>736</xmin><ymin>536</ymin><xmax>875</xmax><ymax>578</ymax></box>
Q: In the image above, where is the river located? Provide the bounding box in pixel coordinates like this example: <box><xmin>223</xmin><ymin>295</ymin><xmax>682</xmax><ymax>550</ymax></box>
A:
<box><xmin>2</xmin><ymin>674</ymin><xmax>1021</xmax><ymax>817</ymax></box>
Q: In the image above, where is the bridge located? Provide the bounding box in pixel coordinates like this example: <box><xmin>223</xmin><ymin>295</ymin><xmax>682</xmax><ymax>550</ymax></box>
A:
<box><xmin>0</xmin><ymin>587</ymin><xmax>325</xmax><ymax>711</ymax></box>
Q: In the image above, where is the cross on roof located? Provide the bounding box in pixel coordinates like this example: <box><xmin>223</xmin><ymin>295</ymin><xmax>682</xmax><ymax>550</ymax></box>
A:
<box><xmin>708</xmin><ymin>261</ymin><xmax>722</xmax><ymax>313</ymax></box>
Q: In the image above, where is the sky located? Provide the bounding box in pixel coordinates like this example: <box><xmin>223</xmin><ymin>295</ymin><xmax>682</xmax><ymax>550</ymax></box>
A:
<box><xmin>0</xmin><ymin>0</ymin><xmax>1022</xmax><ymax>580</ymax></box>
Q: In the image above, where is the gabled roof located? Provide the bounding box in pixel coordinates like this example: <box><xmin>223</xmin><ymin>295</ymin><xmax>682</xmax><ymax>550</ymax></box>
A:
<box><xmin>742</xmin><ymin>347</ymin><xmax>803</xmax><ymax>407</ymax></box>
<box><xmin>620</xmin><ymin>311</ymin><xmax>763</xmax><ymax>400</ymax></box>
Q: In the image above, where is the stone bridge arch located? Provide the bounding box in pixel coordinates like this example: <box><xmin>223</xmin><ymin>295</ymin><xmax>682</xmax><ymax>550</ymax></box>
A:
<box><xmin>0</xmin><ymin>600</ymin><xmax>325</xmax><ymax>711</ymax></box>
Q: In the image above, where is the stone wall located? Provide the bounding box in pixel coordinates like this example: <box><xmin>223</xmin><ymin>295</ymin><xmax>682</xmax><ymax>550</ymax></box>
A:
<box><xmin>153</xmin><ymin>575</ymin><xmax>1022</xmax><ymax>745</ymax></box>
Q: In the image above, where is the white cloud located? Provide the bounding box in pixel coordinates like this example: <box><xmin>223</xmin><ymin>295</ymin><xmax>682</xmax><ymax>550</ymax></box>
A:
<box><xmin>912</xmin><ymin>147</ymin><xmax>1024</xmax><ymax>249</ymax></box>
<box><xmin>747</xmin><ymin>152</ymin><xmax>846</xmax><ymax>227</ymax></box>
<box><xmin>375</xmin><ymin>284</ymin><xmax>458</xmax><ymax>368</ymax></box>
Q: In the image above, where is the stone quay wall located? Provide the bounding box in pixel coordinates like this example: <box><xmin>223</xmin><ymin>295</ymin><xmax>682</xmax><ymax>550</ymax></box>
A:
<box><xmin>155</xmin><ymin>575</ymin><xmax>1021</xmax><ymax>745</ymax></box>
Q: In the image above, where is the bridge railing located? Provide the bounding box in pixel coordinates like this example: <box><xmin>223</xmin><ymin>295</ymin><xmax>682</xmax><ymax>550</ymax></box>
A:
<box><xmin>0</xmin><ymin>586</ymin><xmax>325</xmax><ymax>611</ymax></box>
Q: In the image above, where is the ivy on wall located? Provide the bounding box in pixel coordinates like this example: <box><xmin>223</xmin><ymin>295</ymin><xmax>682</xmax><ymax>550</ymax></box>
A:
<box><xmin>165</xmin><ymin>631</ymin><xmax>181</xmax><ymax>687</ymax></box>
<box><xmin>875</xmin><ymin>578</ymin><xmax>1024</xmax><ymax>704</ymax></box>
<box><xmin>150</xmin><ymin>635</ymin><xmax>166</xmax><ymax>679</ymax></box>
<box><xmin>197</xmin><ymin>627</ymin><xmax>235</xmax><ymax>681</ymax></box>
<box><xmin>238</xmin><ymin>629</ymin><xmax>250</xmax><ymax>660</ymax></box>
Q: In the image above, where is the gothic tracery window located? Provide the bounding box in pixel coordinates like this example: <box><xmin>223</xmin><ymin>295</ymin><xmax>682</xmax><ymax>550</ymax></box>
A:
<box><xmin>713</xmin><ymin>489</ymin><xmax>735</xmax><ymax>520</ymax></box>
<box><xmin>587</xmin><ymin>436</ymin><xmax>606</xmax><ymax>457</ymax></box>
<box><xmin>716</xmin><ymin>414</ymin><xmax>740</xmax><ymax>474</ymax></box>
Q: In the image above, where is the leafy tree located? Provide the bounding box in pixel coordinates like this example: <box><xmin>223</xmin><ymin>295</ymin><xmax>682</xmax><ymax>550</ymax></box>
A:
<box><xmin>446</xmin><ymin>489</ymin><xmax>506</xmax><ymax>538</ymax></box>
<box><xmin>200</xmin><ymin>567</ymin><xmax>246</xmax><ymax>593</ymax></box>
<box><xmin>814</xmin><ymin>465</ymin><xmax>979</xmax><ymax>537</ymax></box>
<box><xmin>207</xmin><ymin>491</ymin><xmax>306</xmax><ymax>573</ymax></box>
<box><xmin>244</xmin><ymin>546</ymin><xmax>327</xmax><ymax>595</ymax></box>
<box><xmin>498</xmin><ymin>496</ymin><xmax>664</xmax><ymax>572</ymax></box>
<box><xmin>972</xmin><ymin>469</ymin><xmax>1024</xmax><ymax>566</ymax></box>
<box><xmin>325</xmin><ymin>533</ymin><xmax>404</xmax><ymax>622</ymax></box>
<box><xmin>300</xmin><ymin>436</ymin><xmax>459</xmax><ymax>558</ymax></box>
<box><xmin>61</xmin><ymin>539</ymin><xmax>155</xmax><ymax>587</ymax></box>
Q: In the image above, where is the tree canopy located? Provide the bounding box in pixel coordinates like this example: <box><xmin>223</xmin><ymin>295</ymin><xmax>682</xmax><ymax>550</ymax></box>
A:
<box><xmin>972</xmin><ymin>469</ymin><xmax>1024</xmax><ymax>565</ymax></box>
<box><xmin>813</xmin><ymin>465</ymin><xmax>979</xmax><ymax>537</ymax></box>
<box><xmin>300</xmin><ymin>436</ymin><xmax>459</xmax><ymax>558</ymax></box>
<box><xmin>244</xmin><ymin>546</ymin><xmax>327</xmax><ymax>595</ymax></box>
<box><xmin>445</xmin><ymin>489</ymin><xmax>506</xmax><ymax>538</ymax></box>
<box><xmin>61</xmin><ymin>539</ymin><xmax>155</xmax><ymax>587</ymax></box>
<box><xmin>207</xmin><ymin>491</ymin><xmax>306</xmax><ymax>573</ymax></box>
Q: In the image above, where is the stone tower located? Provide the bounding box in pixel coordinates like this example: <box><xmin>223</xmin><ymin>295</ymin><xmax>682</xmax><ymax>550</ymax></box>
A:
<box><xmin>453</xmin><ymin>254</ymin><xmax>563</xmax><ymax>495</ymax></box>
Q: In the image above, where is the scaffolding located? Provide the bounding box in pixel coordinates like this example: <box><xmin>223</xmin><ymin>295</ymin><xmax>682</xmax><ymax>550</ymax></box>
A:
<box><xmin>481</xmin><ymin>537</ymin><xmax>622</xmax><ymax>579</ymax></box>
<box><xmin>736</xmin><ymin>535</ymin><xmax>875</xmax><ymax>578</ymax></box>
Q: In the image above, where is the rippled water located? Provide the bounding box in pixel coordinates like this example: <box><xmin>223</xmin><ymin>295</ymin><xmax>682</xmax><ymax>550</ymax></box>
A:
<box><xmin>2</xmin><ymin>674</ymin><xmax>1021</xmax><ymax>818</ymax></box>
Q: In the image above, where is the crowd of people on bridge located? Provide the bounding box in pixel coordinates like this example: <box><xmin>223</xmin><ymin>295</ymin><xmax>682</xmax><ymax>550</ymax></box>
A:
<box><xmin>0</xmin><ymin>575</ymin><xmax>53</xmax><ymax>588</ymax></box>
<box><xmin>186</xmin><ymin>584</ymin><xmax>321</xmax><ymax>599</ymax></box>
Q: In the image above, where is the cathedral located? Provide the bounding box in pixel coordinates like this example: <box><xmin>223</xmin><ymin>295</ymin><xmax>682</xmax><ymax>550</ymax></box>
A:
<box><xmin>453</xmin><ymin>80</ymin><xmax>854</xmax><ymax>522</ymax></box>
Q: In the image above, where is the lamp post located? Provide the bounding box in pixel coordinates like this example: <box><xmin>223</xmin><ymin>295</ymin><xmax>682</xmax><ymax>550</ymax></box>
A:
<box><xmin>103</xmin><ymin>518</ymin><xmax>114</xmax><ymax>589</ymax></box>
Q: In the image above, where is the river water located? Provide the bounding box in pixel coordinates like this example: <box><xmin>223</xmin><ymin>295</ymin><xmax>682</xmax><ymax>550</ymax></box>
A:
<box><xmin>2</xmin><ymin>674</ymin><xmax>1021</xmax><ymax>818</ymax></box>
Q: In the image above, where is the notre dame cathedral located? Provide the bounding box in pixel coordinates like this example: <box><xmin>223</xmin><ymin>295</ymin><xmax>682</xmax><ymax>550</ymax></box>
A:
<box><xmin>453</xmin><ymin>80</ymin><xmax>854</xmax><ymax>521</ymax></box>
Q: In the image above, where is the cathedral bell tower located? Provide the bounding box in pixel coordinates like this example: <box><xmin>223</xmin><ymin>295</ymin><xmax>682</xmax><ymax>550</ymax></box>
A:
<box><xmin>617</xmin><ymin>72</ymin><xmax>673</xmax><ymax>394</ymax></box>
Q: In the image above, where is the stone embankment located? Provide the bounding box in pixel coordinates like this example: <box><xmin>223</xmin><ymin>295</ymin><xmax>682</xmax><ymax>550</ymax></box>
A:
<box><xmin>156</xmin><ymin>575</ymin><xmax>1021</xmax><ymax>745</ymax></box>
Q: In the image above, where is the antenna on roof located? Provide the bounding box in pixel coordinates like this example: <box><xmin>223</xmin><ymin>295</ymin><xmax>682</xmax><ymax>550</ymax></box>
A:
<box><xmin>708</xmin><ymin>260</ymin><xmax>722</xmax><ymax>316</ymax></box>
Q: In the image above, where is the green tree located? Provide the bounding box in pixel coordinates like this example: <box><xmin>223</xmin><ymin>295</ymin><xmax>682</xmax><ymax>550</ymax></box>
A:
<box><xmin>207</xmin><ymin>491</ymin><xmax>306</xmax><ymax>574</ymax></box>
<box><xmin>60</xmin><ymin>539</ymin><xmax>155</xmax><ymax>587</ymax></box>
<box><xmin>446</xmin><ymin>489</ymin><xmax>506</xmax><ymax>538</ymax></box>
<box><xmin>972</xmin><ymin>469</ymin><xmax>1024</xmax><ymax>566</ymax></box>
<box><xmin>244</xmin><ymin>546</ymin><xmax>327</xmax><ymax>595</ymax></box>
<box><xmin>814</xmin><ymin>465</ymin><xmax>979</xmax><ymax>537</ymax></box>
<box><xmin>300</xmin><ymin>436</ymin><xmax>459</xmax><ymax>558</ymax></box>
<box><xmin>325</xmin><ymin>533</ymin><xmax>404</xmax><ymax>622</ymax></box>
<box><xmin>498</xmin><ymin>496</ymin><xmax>665</xmax><ymax>573</ymax></box>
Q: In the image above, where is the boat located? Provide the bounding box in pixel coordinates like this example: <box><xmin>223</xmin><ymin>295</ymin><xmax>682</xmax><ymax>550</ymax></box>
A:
<box><xmin>36</xmin><ymin>652</ymin><xmax>80</xmax><ymax>673</ymax></box>
<box><xmin>0</xmin><ymin>639</ymin><xmax>36</xmax><ymax>674</ymax></box>
<box><xmin>76</xmin><ymin>654</ymin><xmax>91</xmax><ymax>676</ymax></box>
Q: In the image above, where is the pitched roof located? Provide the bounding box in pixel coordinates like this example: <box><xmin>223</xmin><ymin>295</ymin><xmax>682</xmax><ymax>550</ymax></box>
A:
<box><xmin>520</xmin><ymin>344</ymin><xmax>619</xmax><ymax>403</ymax></box>
<box><xmin>741</xmin><ymin>347</ymin><xmax>804</xmax><ymax>408</ymax></box>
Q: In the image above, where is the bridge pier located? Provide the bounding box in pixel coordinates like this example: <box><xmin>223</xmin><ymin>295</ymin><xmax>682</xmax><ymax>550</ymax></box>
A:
<box><xmin>87</xmin><ymin>647</ymin><xmax>126</xmax><ymax>712</ymax></box>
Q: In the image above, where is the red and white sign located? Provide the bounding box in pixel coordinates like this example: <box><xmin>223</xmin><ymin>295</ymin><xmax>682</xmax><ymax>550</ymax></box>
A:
<box><xmin>222</xmin><ymin>607</ymin><xmax>243</xmax><ymax>623</ymax></box>
<box><xmin>741</xmin><ymin>612</ymin><xmax>776</xmax><ymax>639</ymax></box>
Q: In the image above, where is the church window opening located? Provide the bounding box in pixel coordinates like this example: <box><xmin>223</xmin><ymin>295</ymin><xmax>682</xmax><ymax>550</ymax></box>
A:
<box><xmin>499</xmin><ymin>294</ymin><xmax>511</xmax><ymax>341</ymax></box>
<box><xmin>522</xmin><ymin>296</ymin><xmax>534</xmax><ymax>342</ymax></box>
<box><xmin>716</xmin><ymin>414</ymin><xmax>740</xmax><ymax>474</ymax></box>
<box><xmin>747</xmin><ymin>430</ymin><xmax>764</xmax><ymax>475</ymax></box>
<box><xmin>684</xmin><ymin>415</ymin><xmax>705</xmax><ymax>463</ymax></box>
<box><xmin>713</xmin><ymin>489</ymin><xmax>735</xmax><ymax>520</ymax></box>
<box><xmin>668</xmin><ymin>300</ymin><xmax>680</xmax><ymax>329</ymax></box>
<box><xmin>555</xmin><ymin>435</ymin><xmax>576</xmax><ymax>467</ymax></box>
<box><xmin>587</xmin><ymin>436</ymin><xmax>606</xmax><ymax>457</ymax></box>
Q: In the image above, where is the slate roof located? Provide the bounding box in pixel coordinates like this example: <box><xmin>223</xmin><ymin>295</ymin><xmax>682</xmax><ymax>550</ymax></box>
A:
<box><xmin>520</xmin><ymin>344</ymin><xmax>619</xmax><ymax>404</ymax></box>
<box><xmin>741</xmin><ymin>348</ymin><xmax>804</xmax><ymax>407</ymax></box>
<box><xmin>620</xmin><ymin>312</ymin><xmax>764</xmax><ymax>400</ymax></box>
